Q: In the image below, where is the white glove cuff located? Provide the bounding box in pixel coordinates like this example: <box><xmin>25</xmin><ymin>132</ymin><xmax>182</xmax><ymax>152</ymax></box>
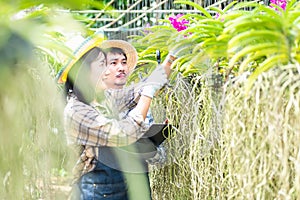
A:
<box><xmin>141</xmin><ymin>85</ymin><xmax>157</xmax><ymax>98</ymax></box>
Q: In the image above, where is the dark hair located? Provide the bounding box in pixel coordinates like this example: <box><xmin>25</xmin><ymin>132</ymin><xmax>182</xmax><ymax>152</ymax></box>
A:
<box><xmin>65</xmin><ymin>47</ymin><xmax>103</xmax><ymax>104</ymax></box>
<box><xmin>103</xmin><ymin>47</ymin><xmax>127</xmax><ymax>60</ymax></box>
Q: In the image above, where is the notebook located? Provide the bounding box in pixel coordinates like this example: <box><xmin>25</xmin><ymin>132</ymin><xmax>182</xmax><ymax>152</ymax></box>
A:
<box><xmin>144</xmin><ymin>123</ymin><xmax>174</xmax><ymax>146</ymax></box>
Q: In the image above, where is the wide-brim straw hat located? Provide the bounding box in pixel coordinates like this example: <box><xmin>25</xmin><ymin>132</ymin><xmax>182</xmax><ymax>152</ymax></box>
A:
<box><xmin>99</xmin><ymin>40</ymin><xmax>138</xmax><ymax>73</ymax></box>
<box><xmin>57</xmin><ymin>36</ymin><xmax>138</xmax><ymax>84</ymax></box>
<box><xmin>57</xmin><ymin>32</ymin><xmax>105</xmax><ymax>84</ymax></box>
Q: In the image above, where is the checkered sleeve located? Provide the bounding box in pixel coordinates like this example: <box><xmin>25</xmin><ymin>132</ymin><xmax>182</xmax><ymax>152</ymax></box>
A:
<box><xmin>104</xmin><ymin>86</ymin><xmax>138</xmax><ymax>114</ymax></box>
<box><xmin>64</xmin><ymin>96</ymin><xmax>149</xmax><ymax>147</ymax></box>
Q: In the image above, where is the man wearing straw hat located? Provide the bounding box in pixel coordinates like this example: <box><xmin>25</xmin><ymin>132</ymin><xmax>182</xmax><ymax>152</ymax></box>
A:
<box><xmin>57</xmin><ymin>32</ymin><xmax>177</xmax><ymax>199</ymax></box>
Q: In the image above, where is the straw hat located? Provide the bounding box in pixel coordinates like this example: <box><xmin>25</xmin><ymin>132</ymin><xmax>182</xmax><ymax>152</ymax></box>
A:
<box><xmin>99</xmin><ymin>40</ymin><xmax>138</xmax><ymax>73</ymax></box>
<box><xmin>57</xmin><ymin>32</ymin><xmax>105</xmax><ymax>84</ymax></box>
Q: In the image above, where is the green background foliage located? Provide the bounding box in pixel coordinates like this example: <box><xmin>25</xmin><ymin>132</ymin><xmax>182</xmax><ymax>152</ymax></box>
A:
<box><xmin>1</xmin><ymin>0</ymin><xmax>300</xmax><ymax>199</ymax></box>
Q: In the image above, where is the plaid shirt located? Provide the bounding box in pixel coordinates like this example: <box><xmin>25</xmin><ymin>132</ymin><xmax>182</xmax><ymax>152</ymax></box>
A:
<box><xmin>64</xmin><ymin>65</ymin><xmax>168</xmax><ymax>180</ymax></box>
<box><xmin>65</xmin><ymin>85</ymin><xmax>150</xmax><ymax>147</ymax></box>
<box><xmin>64</xmin><ymin>84</ymin><xmax>153</xmax><ymax>179</ymax></box>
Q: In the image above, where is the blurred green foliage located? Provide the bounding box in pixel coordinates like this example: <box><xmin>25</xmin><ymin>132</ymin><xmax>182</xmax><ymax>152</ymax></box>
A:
<box><xmin>0</xmin><ymin>0</ymin><xmax>104</xmax><ymax>199</ymax></box>
<box><xmin>2</xmin><ymin>0</ymin><xmax>299</xmax><ymax>199</ymax></box>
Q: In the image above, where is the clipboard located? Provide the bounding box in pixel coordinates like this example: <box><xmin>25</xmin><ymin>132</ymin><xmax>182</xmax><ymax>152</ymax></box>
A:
<box><xmin>144</xmin><ymin>123</ymin><xmax>173</xmax><ymax>146</ymax></box>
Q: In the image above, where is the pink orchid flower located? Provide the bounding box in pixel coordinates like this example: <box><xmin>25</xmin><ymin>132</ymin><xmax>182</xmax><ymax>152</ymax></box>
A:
<box><xmin>270</xmin><ymin>0</ymin><xmax>287</xmax><ymax>10</ymax></box>
<box><xmin>169</xmin><ymin>14</ymin><xmax>189</xmax><ymax>32</ymax></box>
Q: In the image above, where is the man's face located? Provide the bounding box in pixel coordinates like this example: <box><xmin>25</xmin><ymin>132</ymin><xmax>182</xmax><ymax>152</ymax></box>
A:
<box><xmin>102</xmin><ymin>52</ymin><xmax>129</xmax><ymax>89</ymax></box>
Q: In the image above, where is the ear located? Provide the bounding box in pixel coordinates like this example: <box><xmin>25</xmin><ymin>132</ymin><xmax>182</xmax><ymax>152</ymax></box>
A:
<box><xmin>102</xmin><ymin>68</ymin><xmax>111</xmax><ymax>79</ymax></box>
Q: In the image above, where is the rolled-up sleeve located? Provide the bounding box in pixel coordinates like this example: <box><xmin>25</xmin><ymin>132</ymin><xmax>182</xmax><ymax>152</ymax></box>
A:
<box><xmin>64</xmin><ymin>97</ymin><xmax>149</xmax><ymax>147</ymax></box>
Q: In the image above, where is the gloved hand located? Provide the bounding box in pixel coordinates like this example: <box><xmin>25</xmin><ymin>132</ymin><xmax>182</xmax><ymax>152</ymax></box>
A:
<box><xmin>140</xmin><ymin>65</ymin><xmax>168</xmax><ymax>98</ymax></box>
<box><xmin>141</xmin><ymin>84</ymin><xmax>162</xmax><ymax>98</ymax></box>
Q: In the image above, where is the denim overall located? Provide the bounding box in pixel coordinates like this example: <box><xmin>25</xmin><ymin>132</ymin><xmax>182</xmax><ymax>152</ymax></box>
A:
<box><xmin>71</xmin><ymin>139</ymin><xmax>156</xmax><ymax>200</ymax></box>
<box><xmin>71</xmin><ymin>113</ymin><xmax>156</xmax><ymax>200</ymax></box>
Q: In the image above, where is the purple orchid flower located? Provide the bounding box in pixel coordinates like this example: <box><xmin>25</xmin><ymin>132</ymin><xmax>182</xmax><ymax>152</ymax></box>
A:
<box><xmin>270</xmin><ymin>0</ymin><xmax>287</xmax><ymax>10</ymax></box>
<box><xmin>169</xmin><ymin>14</ymin><xmax>189</xmax><ymax>32</ymax></box>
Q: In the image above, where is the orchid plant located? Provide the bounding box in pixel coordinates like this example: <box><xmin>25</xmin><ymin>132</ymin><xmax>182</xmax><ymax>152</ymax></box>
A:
<box><xmin>131</xmin><ymin>0</ymin><xmax>300</xmax><ymax>87</ymax></box>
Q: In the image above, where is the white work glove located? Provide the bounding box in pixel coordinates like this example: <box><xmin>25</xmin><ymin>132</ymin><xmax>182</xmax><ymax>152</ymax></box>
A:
<box><xmin>140</xmin><ymin>84</ymin><xmax>161</xmax><ymax>99</ymax></box>
<box><xmin>140</xmin><ymin>65</ymin><xmax>168</xmax><ymax>98</ymax></box>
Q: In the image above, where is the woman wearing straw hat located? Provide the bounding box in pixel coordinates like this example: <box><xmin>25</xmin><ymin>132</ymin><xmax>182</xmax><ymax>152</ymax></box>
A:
<box><xmin>58</xmin><ymin>33</ymin><xmax>177</xmax><ymax>199</ymax></box>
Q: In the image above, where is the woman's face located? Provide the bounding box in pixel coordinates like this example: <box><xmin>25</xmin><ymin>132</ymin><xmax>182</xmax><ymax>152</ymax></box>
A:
<box><xmin>90</xmin><ymin>51</ymin><xmax>107</xmax><ymax>92</ymax></box>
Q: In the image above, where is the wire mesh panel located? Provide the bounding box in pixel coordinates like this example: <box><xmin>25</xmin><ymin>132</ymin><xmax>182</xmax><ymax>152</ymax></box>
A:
<box><xmin>71</xmin><ymin>0</ymin><xmax>270</xmax><ymax>40</ymax></box>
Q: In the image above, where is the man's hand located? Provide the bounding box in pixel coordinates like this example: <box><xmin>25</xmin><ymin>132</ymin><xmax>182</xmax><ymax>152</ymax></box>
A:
<box><xmin>140</xmin><ymin>65</ymin><xmax>168</xmax><ymax>98</ymax></box>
